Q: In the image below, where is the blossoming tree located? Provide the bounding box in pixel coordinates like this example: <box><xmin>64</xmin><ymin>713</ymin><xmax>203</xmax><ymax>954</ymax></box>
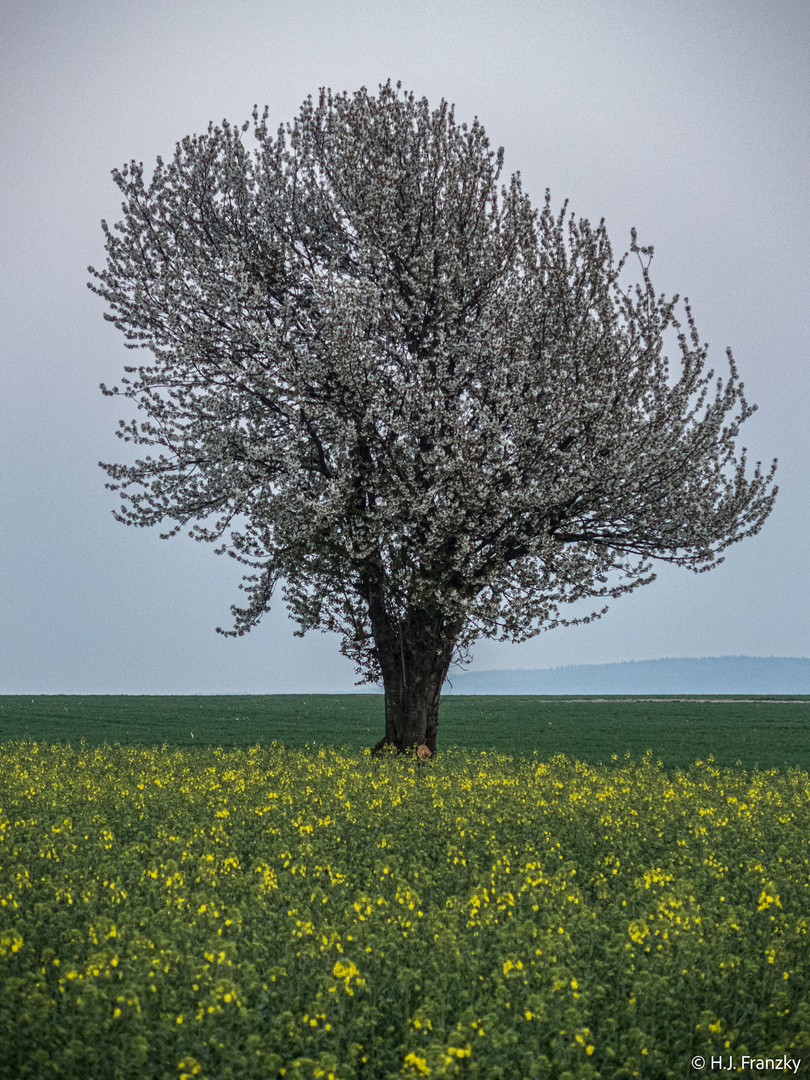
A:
<box><xmin>89</xmin><ymin>82</ymin><xmax>777</xmax><ymax>754</ymax></box>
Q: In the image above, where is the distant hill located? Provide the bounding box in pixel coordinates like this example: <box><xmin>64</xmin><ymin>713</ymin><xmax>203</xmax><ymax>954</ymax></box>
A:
<box><xmin>443</xmin><ymin>656</ymin><xmax>810</xmax><ymax>695</ymax></box>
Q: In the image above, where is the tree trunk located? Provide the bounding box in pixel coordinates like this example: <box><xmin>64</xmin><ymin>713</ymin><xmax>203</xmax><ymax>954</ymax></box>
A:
<box><xmin>365</xmin><ymin>590</ymin><xmax>458</xmax><ymax>756</ymax></box>
<box><xmin>376</xmin><ymin>651</ymin><xmax>451</xmax><ymax>757</ymax></box>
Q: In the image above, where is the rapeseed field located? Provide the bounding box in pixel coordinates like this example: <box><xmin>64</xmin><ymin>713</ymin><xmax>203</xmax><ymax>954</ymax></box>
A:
<box><xmin>1</xmin><ymin>742</ymin><xmax>809</xmax><ymax>1079</ymax></box>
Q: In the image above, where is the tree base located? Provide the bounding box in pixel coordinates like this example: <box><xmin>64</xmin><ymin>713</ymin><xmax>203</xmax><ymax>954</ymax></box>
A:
<box><xmin>370</xmin><ymin>738</ymin><xmax>433</xmax><ymax>760</ymax></box>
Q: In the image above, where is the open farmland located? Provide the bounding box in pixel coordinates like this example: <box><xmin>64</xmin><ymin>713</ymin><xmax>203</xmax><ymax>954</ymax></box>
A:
<box><xmin>1</xmin><ymin>695</ymin><xmax>809</xmax><ymax>770</ymax></box>
<box><xmin>2</xmin><ymin>740</ymin><xmax>810</xmax><ymax>1078</ymax></box>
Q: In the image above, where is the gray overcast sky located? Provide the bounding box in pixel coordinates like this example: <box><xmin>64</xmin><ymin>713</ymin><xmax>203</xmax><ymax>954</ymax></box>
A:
<box><xmin>1</xmin><ymin>0</ymin><xmax>808</xmax><ymax>693</ymax></box>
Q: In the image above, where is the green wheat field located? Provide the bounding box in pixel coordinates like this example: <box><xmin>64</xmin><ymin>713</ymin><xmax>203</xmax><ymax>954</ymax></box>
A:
<box><xmin>2</xmin><ymin>696</ymin><xmax>810</xmax><ymax>1079</ymax></box>
<box><xmin>2</xmin><ymin>694</ymin><xmax>810</xmax><ymax>769</ymax></box>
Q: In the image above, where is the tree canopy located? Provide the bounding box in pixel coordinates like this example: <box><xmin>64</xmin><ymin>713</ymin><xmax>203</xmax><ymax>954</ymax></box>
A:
<box><xmin>89</xmin><ymin>81</ymin><xmax>777</xmax><ymax>753</ymax></box>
